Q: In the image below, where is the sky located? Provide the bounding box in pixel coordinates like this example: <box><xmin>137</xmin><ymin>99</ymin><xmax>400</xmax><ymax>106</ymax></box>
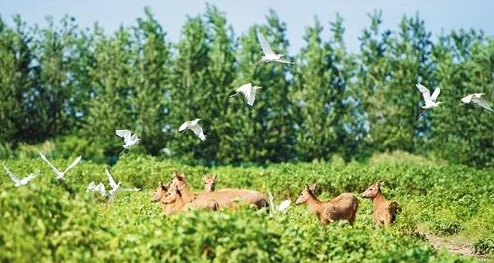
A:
<box><xmin>1</xmin><ymin>0</ymin><xmax>493</xmax><ymax>53</ymax></box>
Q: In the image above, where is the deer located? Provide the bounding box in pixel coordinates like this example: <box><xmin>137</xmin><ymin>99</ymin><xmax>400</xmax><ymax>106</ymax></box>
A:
<box><xmin>151</xmin><ymin>181</ymin><xmax>175</xmax><ymax>216</ymax></box>
<box><xmin>361</xmin><ymin>181</ymin><xmax>399</xmax><ymax>228</ymax></box>
<box><xmin>202</xmin><ymin>174</ymin><xmax>217</xmax><ymax>192</ymax></box>
<box><xmin>172</xmin><ymin>171</ymin><xmax>268</xmax><ymax>209</ymax></box>
<box><xmin>295</xmin><ymin>184</ymin><xmax>359</xmax><ymax>226</ymax></box>
<box><xmin>162</xmin><ymin>183</ymin><xmax>219</xmax><ymax>213</ymax></box>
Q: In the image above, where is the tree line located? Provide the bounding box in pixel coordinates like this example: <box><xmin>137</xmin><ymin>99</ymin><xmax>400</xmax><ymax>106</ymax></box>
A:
<box><xmin>1</xmin><ymin>5</ymin><xmax>493</xmax><ymax>167</ymax></box>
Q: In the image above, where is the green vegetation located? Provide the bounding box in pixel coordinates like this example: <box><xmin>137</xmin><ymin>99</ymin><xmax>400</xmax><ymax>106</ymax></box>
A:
<box><xmin>1</xmin><ymin>6</ymin><xmax>493</xmax><ymax>167</ymax></box>
<box><xmin>1</xmin><ymin>155</ymin><xmax>492</xmax><ymax>262</ymax></box>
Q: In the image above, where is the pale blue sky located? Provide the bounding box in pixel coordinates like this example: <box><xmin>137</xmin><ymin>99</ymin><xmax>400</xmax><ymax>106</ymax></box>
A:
<box><xmin>1</xmin><ymin>0</ymin><xmax>493</xmax><ymax>53</ymax></box>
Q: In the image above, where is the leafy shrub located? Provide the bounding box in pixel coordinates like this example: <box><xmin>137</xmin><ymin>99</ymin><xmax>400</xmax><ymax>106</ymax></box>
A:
<box><xmin>473</xmin><ymin>237</ymin><xmax>494</xmax><ymax>255</ymax></box>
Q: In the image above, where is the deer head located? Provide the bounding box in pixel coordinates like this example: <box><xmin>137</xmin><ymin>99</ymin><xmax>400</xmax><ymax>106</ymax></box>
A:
<box><xmin>295</xmin><ymin>183</ymin><xmax>317</xmax><ymax>205</ymax></box>
<box><xmin>361</xmin><ymin>181</ymin><xmax>383</xmax><ymax>198</ymax></box>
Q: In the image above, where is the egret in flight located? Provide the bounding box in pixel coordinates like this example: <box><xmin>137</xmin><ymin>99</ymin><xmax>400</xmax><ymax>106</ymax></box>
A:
<box><xmin>460</xmin><ymin>93</ymin><xmax>493</xmax><ymax>112</ymax></box>
<box><xmin>115</xmin><ymin>129</ymin><xmax>140</xmax><ymax>156</ymax></box>
<box><xmin>230</xmin><ymin>83</ymin><xmax>263</xmax><ymax>106</ymax></box>
<box><xmin>105</xmin><ymin>167</ymin><xmax>140</xmax><ymax>203</ymax></box>
<box><xmin>416</xmin><ymin>83</ymin><xmax>442</xmax><ymax>118</ymax></box>
<box><xmin>87</xmin><ymin>181</ymin><xmax>107</xmax><ymax>197</ymax></box>
<box><xmin>40</xmin><ymin>152</ymin><xmax>81</xmax><ymax>180</ymax></box>
<box><xmin>256</xmin><ymin>30</ymin><xmax>293</xmax><ymax>65</ymax></box>
<box><xmin>179</xmin><ymin>119</ymin><xmax>206</xmax><ymax>141</ymax></box>
<box><xmin>3</xmin><ymin>165</ymin><xmax>39</xmax><ymax>187</ymax></box>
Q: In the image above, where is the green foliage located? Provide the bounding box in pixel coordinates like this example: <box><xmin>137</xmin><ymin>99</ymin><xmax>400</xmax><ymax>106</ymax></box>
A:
<box><xmin>1</xmin><ymin>6</ymin><xmax>494</xmax><ymax>167</ymax></box>
<box><xmin>473</xmin><ymin>237</ymin><xmax>494</xmax><ymax>255</ymax></box>
<box><xmin>2</xmin><ymin>157</ymin><xmax>489</xmax><ymax>262</ymax></box>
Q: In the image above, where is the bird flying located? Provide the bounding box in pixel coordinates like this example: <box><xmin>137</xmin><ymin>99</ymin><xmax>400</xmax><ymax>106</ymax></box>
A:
<box><xmin>3</xmin><ymin>165</ymin><xmax>38</xmax><ymax>187</ymax></box>
<box><xmin>87</xmin><ymin>181</ymin><xmax>107</xmax><ymax>197</ymax></box>
<box><xmin>230</xmin><ymin>83</ymin><xmax>263</xmax><ymax>106</ymax></box>
<box><xmin>115</xmin><ymin>130</ymin><xmax>140</xmax><ymax>155</ymax></box>
<box><xmin>416</xmin><ymin>83</ymin><xmax>442</xmax><ymax>118</ymax></box>
<box><xmin>105</xmin><ymin>167</ymin><xmax>140</xmax><ymax>203</ymax></box>
<box><xmin>39</xmin><ymin>152</ymin><xmax>81</xmax><ymax>180</ymax></box>
<box><xmin>460</xmin><ymin>93</ymin><xmax>494</xmax><ymax>112</ymax></box>
<box><xmin>256</xmin><ymin>30</ymin><xmax>294</xmax><ymax>65</ymax></box>
<box><xmin>178</xmin><ymin>119</ymin><xmax>206</xmax><ymax>141</ymax></box>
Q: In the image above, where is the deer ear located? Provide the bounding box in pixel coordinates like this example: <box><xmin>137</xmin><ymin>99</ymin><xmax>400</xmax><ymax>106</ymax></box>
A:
<box><xmin>213</xmin><ymin>173</ymin><xmax>217</xmax><ymax>180</ymax></box>
<box><xmin>379</xmin><ymin>181</ymin><xmax>385</xmax><ymax>187</ymax></box>
<box><xmin>202</xmin><ymin>174</ymin><xmax>206</xmax><ymax>181</ymax></box>
<box><xmin>305</xmin><ymin>184</ymin><xmax>310</xmax><ymax>190</ymax></box>
<box><xmin>310</xmin><ymin>183</ymin><xmax>317</xmax><ymax>191</ymax></box>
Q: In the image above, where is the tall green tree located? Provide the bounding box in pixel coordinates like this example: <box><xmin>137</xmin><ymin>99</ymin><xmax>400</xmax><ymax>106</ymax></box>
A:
<box><xmin>0</xmin><ymin>15</ymin><xmax>36</xmax><ymax>144</ymax></box>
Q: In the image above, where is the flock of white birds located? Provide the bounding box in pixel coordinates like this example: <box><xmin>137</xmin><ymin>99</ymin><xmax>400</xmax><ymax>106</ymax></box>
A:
<box><xmin>3</xmin><ymin>31</ymin><xmax>493</xmax><ymax>198</ymax></box>
<box><xmin>416</xmin><ymin>84</ymin><xmax>493</xmax><ymax>118</ymax></box>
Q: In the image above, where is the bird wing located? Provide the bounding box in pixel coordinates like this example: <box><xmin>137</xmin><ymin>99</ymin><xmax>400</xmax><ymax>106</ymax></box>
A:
<box><xmin>416</xmin><ymin>84</ymin><xmax>431</xmax><ymax>103</ymax></box>
<box><xmin>96</xmin><ymin>183</ymin><xmax>107</xmax><ymax>196</ymax></box>
<box><xmin>39</xmin><ymin>152</ymin><xmax>62</xmax><ymax>177</ymax></box>
<box><xmin>190</xmin><ymin>124</ymin><xmax>206</xmax><ymax>141</ymax></box>
<box><xmin>236</xmin><ymin>83</ymin><xmax>252</xmax><ymax>97</ymax></box>
<box><xmin>277</xmin><ymin>200</ymin><xmax>291</xmax><ymax>212</ymax></box>
<box><xmin>115</xmin><ymin>130</ymin><xmax>131</xmax><ymax>140</ymax></box>
<box><xmin>472</xmin><ymin>97</ymin><xmax>494</xmax><ymax>112</ymax></box>
<box><xmin>62</xmin><ymin>155</ymin><xmax>81</xmax><ymax>174</ymax></box>
<box><xmin>461</xmin><ymin>94</ymin><xmax>473</xmax><ymax>104</ymax></box>
<box><xmin>275</xmin><ymin>59</ymin><xmax>293</xmax><ymax>64</ymax></box>
<box><xmin>23</xmin><ymin>172</ymin><xmax>38</xmax><ymax>183</ymax></box>
<box><xmin>105</xmin><ymin>167</ymin><xmax>118</xmax><ymax>189</ymax></box>
<box><xmin>120</xmin><ymin>187</ymin><xmax>141</xmax><ymax>192</ymax></box>
<box><xmin>247</xmin><ymin>86</ymin><xmax>257</xmax><ymax>106</ymax></box>
<box><xmin>3</xmin><ymin>165</ymin><xmax>20</xmax><ymax>183</ymax></box>
<box><xmin>178</xmin><ymin>121</ymin><xmax>190</xmax><ymax>132</ymax></box>
<box><xmin>87</xmin><ymin>181</ymin><xmax>96</xmax><ymax>192</ymax></box>
<box><xmin>430</xmin><ymin>87</ymin><xmax>441</xmax><ymax>102</ymax></box>
<box><xmin>256</xmin><ymin>30</ymin><xmax>275</xmax><ymax>56</ymax></box>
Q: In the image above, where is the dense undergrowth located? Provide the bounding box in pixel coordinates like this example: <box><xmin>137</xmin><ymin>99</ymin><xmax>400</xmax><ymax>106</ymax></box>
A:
<box><xmin>1</xmin><ymin>154</ymin><xmax>493</xmax><ymax>262</ymax></box>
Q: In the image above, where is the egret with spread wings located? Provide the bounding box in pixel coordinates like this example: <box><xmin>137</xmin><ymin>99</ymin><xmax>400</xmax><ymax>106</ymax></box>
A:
<box><xmin>3</xmin><ymin>165</ymin><xmax>39</xmax><ymax>187</ymax></box>
<box><xmin>230</xmin><ymin>83</ymin><xmax>263</xmax><ymax>106</ymax></box>
<box><xmin>178</xmin><ymin>119</ymin><xmax>206</xmax><ymax>141</ymax></box>
<box><xmin>460</xmin><ymin>93</ymin><xmax>494</xmax><ymax>112</ymax></box>
<box><xmin>416</xmin><ymin>84</ymin><xmax>443</xmax><ymax>118</ymax></box>
<box><xmin>39</xmin><ymin>152</ymin><xmax>81</xmax><ymax>180</ymax></box>
<box><xmin>256</xmin><ymin>30</ymin><xmax>294</xmax><ymax>65</ymax></box>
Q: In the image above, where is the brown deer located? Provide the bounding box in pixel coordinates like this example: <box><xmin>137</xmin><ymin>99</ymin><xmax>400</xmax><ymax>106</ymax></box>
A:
<box><xmin>361</xmin><ymin>181</ymin><xmax>399</xmax><ymax>227</ymax></box>
<box><xmin>151</xmin><ymin>181</ymin><xmax>175</xmax><ymax>216</ymax></box>
<box><xmin>202</xmin><ymin>174</ymin><xmax>217</xmax><ymax>192</ymax></box>
<box><xmin>162</xmin><ymin>184</ymin><xmax>219</xmax><ymax>213</ymax></box>
<box><xmin>295</xmin><ymin>184</ymin><xmax>359</xmax><ymax>226</ymax></box>
<box><xmin>172</xmin><ymin>171</ymin><xmax>268</xmax><ymax>209</ymax></box>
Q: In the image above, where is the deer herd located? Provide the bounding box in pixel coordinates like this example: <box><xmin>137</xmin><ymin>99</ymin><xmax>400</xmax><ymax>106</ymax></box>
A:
<box><xmin>152</xmin><ymin>171</ymin><xmax>400</xmax><ymax>228</ymax></box>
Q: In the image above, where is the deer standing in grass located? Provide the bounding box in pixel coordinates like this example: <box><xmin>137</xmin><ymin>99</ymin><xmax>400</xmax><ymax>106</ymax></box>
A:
<box><xmin>151</xmin><ymin>182</ymin><xmax>176</xmax><ymax>215</ymax></box>
<box><xmin>361</xmin><ymin>181</ymin><xmax>399</xmax><ymax>228</ymax></box>
<box><xmin>172</xmin><ymin>171</ymin><xmax>268</xmax><ymax>209</ymax></box>
<box><xmin>295</xmin><ymin>184</ymin><xmax>359</xmax><ymax>226</ymax></box>
<box><xmin>162</xmin><ymin>184</ymin><xmax>219</xmax><ymax>213</ymax></box>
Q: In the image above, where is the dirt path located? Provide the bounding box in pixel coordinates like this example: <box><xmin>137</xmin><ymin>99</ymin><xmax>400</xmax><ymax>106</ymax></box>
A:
<box><xmin>426</xmin><ymin>234</ymin><xmax>492</xmax><ymax>262</ymax></box>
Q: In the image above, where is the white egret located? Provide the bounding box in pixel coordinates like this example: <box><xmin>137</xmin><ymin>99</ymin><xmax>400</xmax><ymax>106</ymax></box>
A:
<box><xmin>416</xmin><ymin>83</ymin><xmax>442</xmax><ymax>118</ymax></box>
<box><xmin>39</xmin><ymin>153</ymin><xmax>81</xmax><ymax>180</ymax></box>
<box><xmin>268</xmin><ymin>192</ymin><xmax>292</xmax><ymax>214</ymax></box>
<box><xmin>256</xmin><ymin>30</ymin><xmax>293</xmax><ymax>65</ymax></box>
<box><xmin>105</xmin><ymin>167</ymin><xmax>140</xmax><ymax>203</ymax></box>
<box><xmin>460</xmin><ymin>93</ymin><xmax>494</xmax><ymax>112</ymax></box>
<box><xmin>230</xmin><ymin>83</ymin><xmax>263</xmax><ymax>106</ymax></box>
<box><xmin>115</xmin><ymin>129</ymin><xmax>140</xmax><ymax>156</ymax></box>
<box><xmin>3</xmin><ymin>165</ymin><xmax>39</xmax><ymax>187</ymax></box>
<box><xmin>178</xmin><ymin>119</ymin><xmax>206</xmax><ymax>141</ymax></box>
<box><xmin>86</xmin><ymin>181</ymin><xmax>107</xmax><ymax>197</ymax></box>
